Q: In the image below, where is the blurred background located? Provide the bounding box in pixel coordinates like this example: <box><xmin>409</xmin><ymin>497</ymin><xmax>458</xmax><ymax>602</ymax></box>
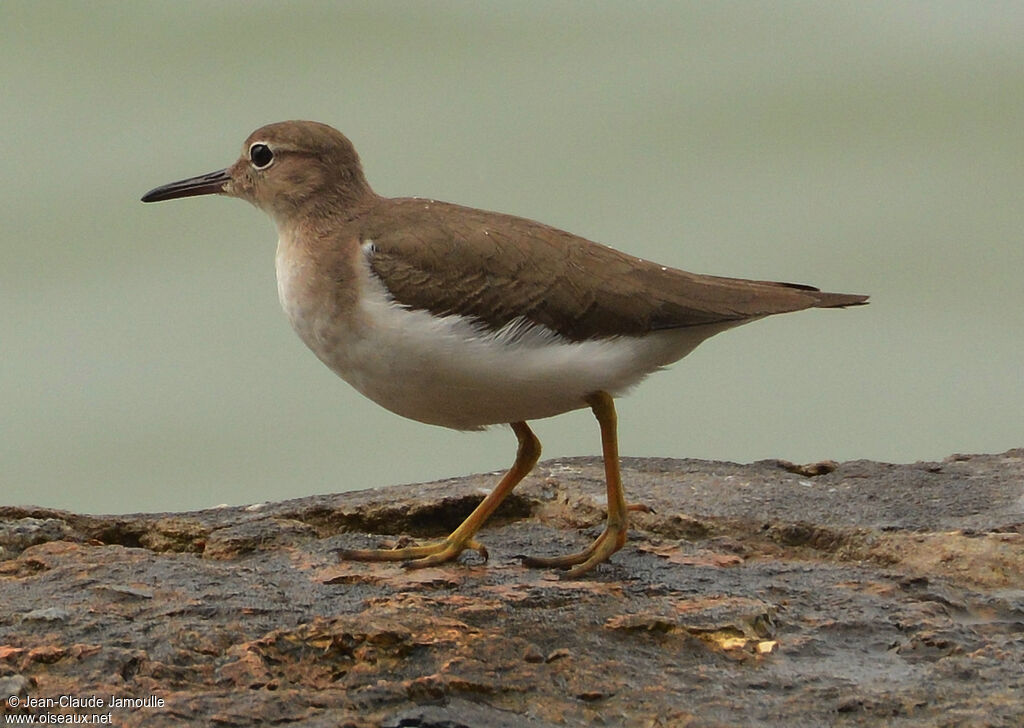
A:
<box><xmin>3</xmin><ymin>2</ymin><xmax>1022</xmax><ymax>514</ymax></box>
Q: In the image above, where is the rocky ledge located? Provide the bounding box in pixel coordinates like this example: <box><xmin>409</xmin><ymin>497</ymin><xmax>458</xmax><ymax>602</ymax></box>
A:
<box><xmin>1</xmin><ymin>450</ymin><xmax>1022</xmax><ymax>727</ymax></box>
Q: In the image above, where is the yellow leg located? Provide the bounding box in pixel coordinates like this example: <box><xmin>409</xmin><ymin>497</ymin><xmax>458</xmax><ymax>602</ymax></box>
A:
<box><xmin>338</xmin><ymin>421</ymin><xmax>541</xmax><ymax>568</ymax></box>
<box><xmin>521</xmin><ymin>391</ymin><xmax>629</xmax><ymax>577</ymax></box>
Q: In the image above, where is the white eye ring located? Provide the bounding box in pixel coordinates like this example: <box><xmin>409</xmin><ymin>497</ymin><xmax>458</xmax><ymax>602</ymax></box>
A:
<box><xmin>248</xmin><ymin>142</ymin><xmax>274</xmax><ymax>170</ymax></box>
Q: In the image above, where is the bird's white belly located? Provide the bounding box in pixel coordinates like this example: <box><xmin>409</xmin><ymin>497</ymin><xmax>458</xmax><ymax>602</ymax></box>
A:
<box><xmin>277</xmin><ymin>239</ymin><xmax>727</xmax><ymax>430</ymax></box>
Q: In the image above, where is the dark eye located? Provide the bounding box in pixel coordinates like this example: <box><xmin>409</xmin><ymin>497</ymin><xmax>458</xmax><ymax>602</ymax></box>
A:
<box><xmin>249</xmin><ymin>143</ymin><xmax>274</xmax><ymax>169</ymax></box>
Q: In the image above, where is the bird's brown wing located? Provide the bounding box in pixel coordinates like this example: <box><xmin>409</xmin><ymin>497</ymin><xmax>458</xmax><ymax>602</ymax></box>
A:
<box><xmin>358</xmin><ymin>199</ymin><xmax>867</xmax><ymax>342</ymax></box>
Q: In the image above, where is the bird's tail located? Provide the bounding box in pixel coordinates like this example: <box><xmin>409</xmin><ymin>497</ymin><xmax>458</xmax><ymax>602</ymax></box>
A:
<box><xmin>747</xmin><ymin>279</ymin><xmax>869</xmax><ymax>309</ymax></box>
<box><xmin>810</xmin><ymin>291</ymin><xmax>870</xmax><ymax>308</ymax></box>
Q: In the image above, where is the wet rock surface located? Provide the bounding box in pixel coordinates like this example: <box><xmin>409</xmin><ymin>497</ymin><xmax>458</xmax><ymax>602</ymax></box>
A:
<box><xmin>1</xmin><ymin>450</ymin><xmax>1022</xmax><ymax>727</ymax></box>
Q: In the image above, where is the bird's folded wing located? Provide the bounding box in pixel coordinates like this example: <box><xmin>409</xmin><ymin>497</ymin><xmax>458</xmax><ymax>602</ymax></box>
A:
<box><xmin>360</xmin><ymin>199</ymin><xmax>866</xmax><ymax>342</ymax></box>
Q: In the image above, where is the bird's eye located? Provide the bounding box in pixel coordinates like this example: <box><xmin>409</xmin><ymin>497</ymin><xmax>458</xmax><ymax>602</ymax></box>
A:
<box><xmin>249</xmin><ymin>143</ymin><xmax>274</xmax><ymax>169</ymax></box>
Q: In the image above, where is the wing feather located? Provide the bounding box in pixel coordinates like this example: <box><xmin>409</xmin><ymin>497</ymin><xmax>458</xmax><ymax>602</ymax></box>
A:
<box><xmin>355</xmin><ymin>199</ymin><xmax>866</xmax><ymax>341</ymax></box>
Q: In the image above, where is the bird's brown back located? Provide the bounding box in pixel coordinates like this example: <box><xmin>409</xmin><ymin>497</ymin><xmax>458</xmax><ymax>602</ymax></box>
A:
<box><xmin>353</xmin><ymin>198</ymin><xmax>867</xmax><ymax>342</ymax></box>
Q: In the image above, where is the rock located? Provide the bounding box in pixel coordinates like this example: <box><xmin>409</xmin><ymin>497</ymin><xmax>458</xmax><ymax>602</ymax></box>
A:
<box><xmin>1</xmin><ymin>450</ymin><xmax>1023</xmax><ymax>726</ymax></box>
<box><xmin>19</xmin><ymin>608</ymin><xmax>71</xmax><ymax>623</ymax></box>
<box><xmin>0</xmin><ymin>674</ymin><xmax>30</xmax><ymax>701</ymax></box>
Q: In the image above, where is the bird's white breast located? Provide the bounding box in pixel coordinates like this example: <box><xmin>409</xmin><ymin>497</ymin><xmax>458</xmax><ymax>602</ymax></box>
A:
<box><xmin>276</xmin><ymin>237</ymin><xmax>727</xmax><ymax>430</ymax></box>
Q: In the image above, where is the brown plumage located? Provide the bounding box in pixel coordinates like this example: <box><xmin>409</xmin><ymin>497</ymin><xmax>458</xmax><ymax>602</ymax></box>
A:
<box><xmin>358</xmin><ymin>197</ymin><xmax>866</xmax><ymax>342</ymax></box>
<box><xmin>141</xmin><ymin>120</ymin><xmax>867</xmax><ymax>577</ymax></box>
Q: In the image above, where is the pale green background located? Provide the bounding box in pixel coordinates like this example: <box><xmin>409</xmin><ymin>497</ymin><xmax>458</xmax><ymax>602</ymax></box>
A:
<box><xmin>3</xmin><ymin>2</ymin><xmax>1022</xmax><ymax>514</ymax></box>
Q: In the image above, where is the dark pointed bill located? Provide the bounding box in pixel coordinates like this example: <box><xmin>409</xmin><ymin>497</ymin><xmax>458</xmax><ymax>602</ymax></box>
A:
<box><xmin>140</xmin><ymin>168</ymin><xmax>232</xmax><ymax>203</ymax></box>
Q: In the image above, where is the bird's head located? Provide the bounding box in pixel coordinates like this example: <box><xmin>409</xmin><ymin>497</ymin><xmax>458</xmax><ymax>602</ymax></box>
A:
<box><xmin>141</xmin><ymin>120</ymin><xmax>374</xmax><ymax>226</ymax></box>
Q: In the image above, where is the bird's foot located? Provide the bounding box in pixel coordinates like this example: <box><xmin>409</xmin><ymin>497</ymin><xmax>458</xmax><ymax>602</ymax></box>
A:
<box><xmin>627</xmin><ymin>502</ymin><xmax>655</xmax><ymax>514</ymax></box>
<box><xmin>520</xmin><ymin>522</ymin><xmax>628</xmax><ymax>578</ymax></box>
<box><xmin>337</xmin><ymin>537</ymin><xmax>488</xmax><ymax>569</ymax></box>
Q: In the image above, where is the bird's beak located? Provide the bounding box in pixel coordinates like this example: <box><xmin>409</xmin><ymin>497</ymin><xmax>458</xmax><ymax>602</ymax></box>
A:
<box><xmin>141</xmin><ymin>168</ymin><xmax>232</xmax><ymax>203</ymax></box>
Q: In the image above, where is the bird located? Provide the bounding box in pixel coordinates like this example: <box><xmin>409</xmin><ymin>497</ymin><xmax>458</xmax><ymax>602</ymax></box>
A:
<box><xmin>141</xmin><ymin>120</ymin><xmax>867</xmax><ymax>577</ymax></box>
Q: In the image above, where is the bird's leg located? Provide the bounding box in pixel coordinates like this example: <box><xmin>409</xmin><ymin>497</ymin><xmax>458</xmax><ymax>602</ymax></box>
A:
<box><xmin>521</xmin><ymin>390</ymin><xmax>629</xmax><ymax>577</ymax></box>
<box><xmin>338</xmin><ymin>421</ymin><xmax>541</xmax><ymax>568</ymax></box>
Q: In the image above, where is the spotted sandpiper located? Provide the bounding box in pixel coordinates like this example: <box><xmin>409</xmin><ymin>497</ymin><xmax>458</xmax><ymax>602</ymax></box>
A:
<box><xmin>142</xmin><ymin>121</ymin><xmax>867</xmax><ymax>577</ymax></box>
